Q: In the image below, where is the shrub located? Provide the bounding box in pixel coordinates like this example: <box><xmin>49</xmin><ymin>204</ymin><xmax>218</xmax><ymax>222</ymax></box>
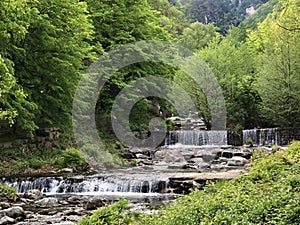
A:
<box><xmin>57</xmin><ymin>148</ymin><xmax>85</xmax><ymax>169</ymax></box>
<box><xmin>286</xmin><ymin>141</ymin><xmax>300</xmax><ymax>162</ymax></box>
<box><xmin>28</xmin><ymin>158</ymin><xmax>43</xmax><ymax>169</ymax></box>
<box><xmin>78</xmin><ymin>199</ymin><xmax>137</xmax><ymax>225</ymax></box>
<box><xmin>0</xmin><ymin>184</ymin><xmax>17</xmax><ymax>201</ymax></box>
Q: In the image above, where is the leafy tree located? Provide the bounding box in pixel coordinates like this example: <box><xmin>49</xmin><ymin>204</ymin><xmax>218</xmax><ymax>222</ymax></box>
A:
<box><xmin>14</xmin><ymin>0</ymin><xmax>95</xmax><ymax>135</ymax></box>
<box><xmin>177</xmin><ymin>22</ymin><xmax>218</xmax><ymax>52</ymax></box>
<box><xmin>86</xmin><ymin>0</ymin><xmax>174</xmax><ymax>133</ymax></box>
<box><xmin>198</xmin><ymin>27</ymin><xmax>261</xmax><ymax>130</ymax></box>
<box><xmin>251</xmin><ymin>0</ymin><xmax>300</xmax><ymax>127</ymax></box>
<box><xmin>182</xmin><ymin>0</ymin><xmax>271</xmax><ymax>33</ymax></box>
<box><xmin>0</xmin><ymin>0</ymin><xmax>37</xmax><ymax>134</ymax></box>
<box><xmin>147</xmin><ymin>0</ymin><xmax>188</xmax><ymax>35</ymax></box>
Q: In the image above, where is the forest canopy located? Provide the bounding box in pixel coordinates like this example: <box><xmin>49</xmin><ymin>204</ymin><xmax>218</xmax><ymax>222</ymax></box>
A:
<box><xmin>0</xmin><ymin>0</ymin><xmax>299</xmax><ymax>139</ymax></box>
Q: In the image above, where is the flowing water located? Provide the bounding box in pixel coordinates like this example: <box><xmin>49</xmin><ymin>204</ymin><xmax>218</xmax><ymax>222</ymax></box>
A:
<box><xmin>243</xmin><ymin>128</ymin><xmax>278</xmax><ymax>146</ymax></box>
<box><xmin>3</xmin><ymin>169</ymin><xmax>175</xmax><ymax>201</ymax></box>
<box><xmin>165</xmin><ymin>130</ymin><xmax>228</xmax><ymax>147</ymax></box>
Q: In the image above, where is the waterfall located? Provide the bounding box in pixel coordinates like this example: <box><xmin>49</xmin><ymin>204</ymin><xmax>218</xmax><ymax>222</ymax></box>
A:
<box><xmin>165</xmin><ymin>130</ymin><xmax>227</xmax><ymax>146</ymax></box>
<box><xmin>3</xmin><ymin>174</ymin><xmax>169</xmax><ymax>194</ymax></box>
<box><xmin>243</xmin><ymin>128</ymin><xmax>278</xmax><ymax>146</ymax></box>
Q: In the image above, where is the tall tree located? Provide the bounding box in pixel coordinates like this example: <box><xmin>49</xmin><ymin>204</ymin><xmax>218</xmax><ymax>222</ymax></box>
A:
<box><xmin>0</xmin><ymin>0</ymin><xmax>37</xmax><ymax>134</ymax></box>
<box><xmin>86</xmin><ymin>0</ymin><xmax>174</xmax><ymax>133</ymax></box>
<box><xmin>177</xmin><ymin>22</ymin><xmax>218</xmax><ymax>52</ymax></box>
<box><xmin>147</xmin><ymin>0</ymin><xmax>188</xmax><ymax>35</ymax></box>
<box><xmin>198</xmin><ymin>28</ymin><xmax>261</xmax><ymax>130</ymax></box>
<box><xmin>14</xmin><ymin>0</ymin><xmax>94</xmax><ymax>135</ymax></box>
<box><xmin>250</xmin><ymin>0</ymin><xmax>300</xmax><ymax>127</ymax></box>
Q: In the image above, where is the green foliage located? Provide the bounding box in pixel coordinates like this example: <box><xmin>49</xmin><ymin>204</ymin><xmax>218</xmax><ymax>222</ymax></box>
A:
<box><xmin>286</xmin><ymin>141</ymin><xmax>300</xmax><ymax>162</ymax></box>
<box><xmin>28</xmin><ymin>158</ymin><xmax>43</xmax><ymax>169</ymax></box>
<box><xmin>78</xmin><ymin>199</ymin><xmax>137</xmax><ymax>225</ymax></box>
<box><xmin>57</xmin><ymin>148</ymin><xmax>86</xmax><ymax>169</ymax></box>
<box><xmin>147</xmin><ymin>0</ymin><xmax>188</xmax><ymax>36</ymax></box>
<box><xmin>251</xmin><ymin>0</ymin><xmax>300</xmax><ymax>127</ymax></box>
<box><xmin>0</xmin><ymin>184</ymin><xmax>17</xmax><ymax>201</ymax></box>
<box><xmin>182</xmin><ymin>0</ymin><xmax>270</xmax><ymax>33</ymax></box>
<box><xmin>0</xmin><ymin>1</ymin><xmax>38</xmax><ymax>135</ymax></box>
<box><xmin>14</xmin><ymin>0</ymin><xmax>95</xmax><ymax>136</ymax></box>
<box><xmin>198</xmin><ymin>27</ymin><xmax>261</xmax><ymax>129</ymax></box>
<box><xmin>177</xmin><ymin>22</ymin><xmax>218</xmax><ymax>52</ymax></box>
<box><xmin>246</xmin><ymin>137</ymin><xmax>253</xmax><ymax>145</ymax></box>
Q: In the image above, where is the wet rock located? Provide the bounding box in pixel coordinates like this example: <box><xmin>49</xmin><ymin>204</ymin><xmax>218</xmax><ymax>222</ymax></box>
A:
<box><xmin>64</xmin><ymin>208</ymin><xmax>85</xmax><ymax>216</ymax></box>
<box><xmin>136</xmin><ymin>159</ymin><xmax>154</xmax><ymax>166</ymax></box>
<box><xmin>1</xmin><ymin>206</ymin><xmax>25</xmax><ymax>219</ymax></box>
<box><xmin>201</xmin><ymin>153</ymin><xmax>217</xmax><ymax>162</ymax></box>
<box><xmin>67</xmin><ymin>196</ymin><xmax>82</xmax><ymax>205</ymax></box>
<box><xmin>135</xmin><ymin>153</ymin><xmax>149</xmax><ymax>159</ymax></box>
<box><xmin>120</xmin><ymin>152</ymin><xmax>136</xmax><ymax>159</ymax></box>
<box><xmin>0</xmin><ymin>202</ymin><xmax>10</xmax><ymax>209</ymax></box>
<box><xmin>188</xmin><ymin>157</ymin><xmax>204</xmax><ymax>164</ymax></box>
<box><xmin>58</xmin><ymin>168</ymin><xmax>73</xmax><ymax>173</ymax></box>
<box><xmin>23</xmin><ymin>189</ymin><xmax>43</xmax><ymax>200</ymax></box>
<box><xmin>227</xmin><ymin>156</ymin><xmax>249</xmax><ymax>166</ymax></box>
<box><xmin>154</xmin><ymin>149</ymin><xmax>186</xmax><ymax>163</ymax></box>
<box><xmin>84</xmin><ymin>197</ymin><xmax>105</xmax><ymax>210</ymax></box>
<box><xmin>129</xmin><ymin>147</ymin><xmax>152</xmax><ymax>155</ymax></box>
<box><xmin>0</xmin><ymin>216</ymin><xmax>15</xmax><ymax>225</ymax></box>
<box><xmin>182</xmin><ymin>164</ymin><xmax>198</xmax><ymax>170</ymax></box>
<box><xmin>35</xmin><ymin>197</ymin><xmax>59</xmax><ymax>208</ymax></box>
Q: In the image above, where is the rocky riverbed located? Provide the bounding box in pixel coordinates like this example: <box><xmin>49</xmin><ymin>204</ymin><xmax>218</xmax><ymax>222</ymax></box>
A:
<box><xmin>1</xmin><ymin>145</ymin><xmax>267</xmax><ymax>225</ymax></box>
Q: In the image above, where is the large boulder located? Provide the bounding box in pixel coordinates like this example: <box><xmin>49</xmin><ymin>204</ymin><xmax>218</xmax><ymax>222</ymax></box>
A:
<box><xmin>84</xmin><ymin>197</ymin><xmax>105</xmax><ymax>210</ymax></box>
<box><xmin>0</xmin><ymin>216</ymin><xmax>15</xmax><ymax>225</ymax></box>
<box><xmin>1</xmin><ymin>206</ymin><xmax>25</xmax><ymax>219</ymax></box>
<box><xmin>35</xmin><ymin>197</ymin><xmax>59</xmax><ymax>208</ymax></box>
<box><xmin>201</xmin><ymin>153</ymin><xmax>217</xmax><ymax>163</ymax></box>
<box><xmin>0</xmin><ymin>202</ymin><xmax>10</xmax><ymax>210</ymax></box>
<box><xmin>154</xmin><ymin>149</ymin><xmax>186</xmax><ymax>163</ymax></box>
<box><xmin>227</xmin><ymin>156</ymin><xmax>249</xmax><ymax>166</ymax></box>
<box><xmin>23</xmin><ymin>189</ymin><xmax>43</xmax><ymax>200</ymax></box>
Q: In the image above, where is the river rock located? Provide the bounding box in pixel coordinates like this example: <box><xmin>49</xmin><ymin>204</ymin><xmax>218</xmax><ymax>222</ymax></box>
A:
<box><xmin>201</xmin><ymin>153</ymin><xmax>217</xmax><ymax>162</ymax></box>
<box><xmin>135</xmin><ymin>153</ymin><xmax>149</xmax><ymax>159</ymax></box>
<box><xmin>188</xmin><ymin>157</ymin><xmax>204</xmax><ymax>164</ymax></box>
<box><xmin>0</xmin><ymin>216</ymin><xmax>15</xmax><ymax>225</ymax></box>
<box><xmin>227</xmin><ymin>156</ymin><xmax>249</xmax><ymax>166</ymax></box>
<box><xmin>23</xmin><ymin>189</ymin><xmax>43</xmax><ymax>200</ymax></box>
<box><xmin>0</xmin><ymin>202</ymin><xmax>10</xmax><ymax>209</ymax></box>
<box><xmin>154</xmin><ymin>149</ymin><xmax>186</xmax><ymax>163</ymax></box>
<box><xmin>1</xmin><ymin>206</ymin><xmax>25</xmax><ymax>219</ymax></box>
<box><xmin>67</xmin><ymin>196</ymin><xmax>83</xmax><ymax>204</ymax></box>
<box><xmin>129</xmin><ymin>147</ymin><xmax>152</xmax><ymax>155</ymax></box>
<box><xmin>58</xmin><ymin>168</ymin><xmax>73</xmax><ymax>173</ymax></box>
<box><xmin>84</xmin><ymin>197</ymin><xmax>105</xmax><ymax>210</ymax></box>
<box><xmin>35</xmin><ymin>197</ymin><xmax>59</xmax><ymax>208</ymax></box>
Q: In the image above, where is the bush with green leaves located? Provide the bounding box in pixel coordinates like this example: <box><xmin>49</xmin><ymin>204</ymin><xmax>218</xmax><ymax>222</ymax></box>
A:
<box><xmin>57</xmin><ymin>148</ymin><xmax>86</xmax><ymax>169</ymax></box>
<box><xmin>78</xmin><ymin>198</ymin><xmax>138</xmax><ymax>225</ymax></box>
<box><xmin>0</xmin><ymin>184</ymin><xmax>17</xmax><ymax>201</ymax></box>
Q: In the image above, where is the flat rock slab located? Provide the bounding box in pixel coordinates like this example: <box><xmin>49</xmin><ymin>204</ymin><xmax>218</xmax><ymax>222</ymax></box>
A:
<box><xmin>169</xmin><ymin>169</ymin><xmax>246</xmax><ymax>181</ymax></box>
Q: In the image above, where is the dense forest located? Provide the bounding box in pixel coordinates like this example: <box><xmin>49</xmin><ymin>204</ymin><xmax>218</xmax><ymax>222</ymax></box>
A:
<box><xmin>1</xmin><ymin>0</ymin><xmax>300</xmax><ymax>224</ymax></box>
<box><xmin>1</xmin><ymin>0</ymin><xmax>299</xmax><ymax>140</ymax></box>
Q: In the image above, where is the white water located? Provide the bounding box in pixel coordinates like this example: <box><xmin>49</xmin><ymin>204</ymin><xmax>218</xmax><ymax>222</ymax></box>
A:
<box><xmin>166</xmin><ymin>130</ymin><xmax>227</xmax><ymax>146</ymax></box>
<box><xmin>4</xmin><ymin>173</ymin><xmax>170</xmax><ymax>195</ymax></box>
<box><xmin>243</xmin><ymin>128</ymin><xmax>278</xmax><ymax>146</ymax></box>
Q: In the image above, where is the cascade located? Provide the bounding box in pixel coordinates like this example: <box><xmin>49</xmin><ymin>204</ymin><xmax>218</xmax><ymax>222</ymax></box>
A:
<box><xmin>165</xmin><ymin>130</ymin><xmax>227</xmax><ymax>146</ymax></box>
<box><xmin>243</xmin><ymin>128</ymin><xmax>278</xmax><ymax>146</ymax></box>
<box><xmin>3</xmin><ymin>174</ymin><xmax>169</xmax><ymax>194</ymax></box>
